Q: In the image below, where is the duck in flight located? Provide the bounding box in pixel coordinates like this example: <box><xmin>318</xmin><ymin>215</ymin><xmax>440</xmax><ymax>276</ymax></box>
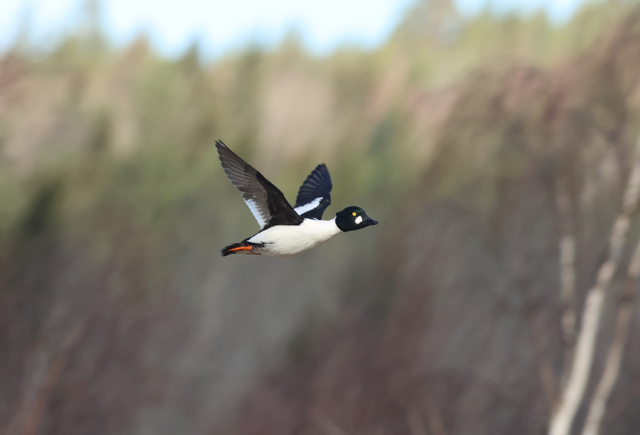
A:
<box><xmin>216</xmin><ymin>140</ymin><xmax>378</xmax><ymax>257</ymax></box>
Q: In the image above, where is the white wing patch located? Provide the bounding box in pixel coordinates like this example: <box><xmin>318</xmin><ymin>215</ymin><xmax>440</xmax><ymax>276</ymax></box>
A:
<box><xmin>294</xmin><ymin>197</ymin><xmax>323</xmax><ymax>216</ymax></box>
<box><xmin>245</xmin><ymin>198</ymin><xmax>267</xmax><ymax>228</ymax></box>
<box><xmin>355</xmin><ymin>216</ymin><xmax>363</xmax><ymax>224</ymax></box>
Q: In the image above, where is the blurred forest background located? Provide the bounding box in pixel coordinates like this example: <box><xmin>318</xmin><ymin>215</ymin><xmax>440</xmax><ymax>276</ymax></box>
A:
<box><xmin>3</xmin><ymin>0</ymin><xmax>640</xmax><ymax>434</ymax></box>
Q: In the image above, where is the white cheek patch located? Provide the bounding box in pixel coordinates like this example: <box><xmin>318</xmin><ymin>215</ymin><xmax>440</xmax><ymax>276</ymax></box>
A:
<box><xmin>355</xmin><ymin>216</ymin><xmax>363</xmax><ymax>224</ymax></box>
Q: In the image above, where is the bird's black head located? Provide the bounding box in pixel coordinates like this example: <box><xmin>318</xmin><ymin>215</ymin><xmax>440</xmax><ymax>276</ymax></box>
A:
<box><xmin>335</xmin><ymin>206</ymin><xmax>378</xmax><ymax>232</ymax></box>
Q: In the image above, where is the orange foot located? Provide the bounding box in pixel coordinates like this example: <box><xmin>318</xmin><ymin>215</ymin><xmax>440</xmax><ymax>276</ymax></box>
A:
<box><xmin>229</xmin><ymin>245</ymin><xmax>253</xmax><ymax>253</ymax></box>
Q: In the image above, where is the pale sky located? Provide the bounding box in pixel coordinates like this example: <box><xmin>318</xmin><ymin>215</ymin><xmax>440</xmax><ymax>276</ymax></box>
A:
<box><xmin>0</xmin><ymin>0</ymin><xmax>589</xmax><ymax>57</ymax></box>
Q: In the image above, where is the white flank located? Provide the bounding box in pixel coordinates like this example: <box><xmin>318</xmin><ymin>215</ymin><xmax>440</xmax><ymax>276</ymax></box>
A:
<box><xmin>245</xmin><ymin>198</ymin><xmax>266</xmax><ymax>228</ymax></box>
<box><xmin>294</xmin><ymin>197</ymin><xmax>323</xmax><ymax>216</ymax></box>
<box><xmin>248</xmin><ymin>218</ymin><xmax>341</xmax><ymax>257</ymax></box>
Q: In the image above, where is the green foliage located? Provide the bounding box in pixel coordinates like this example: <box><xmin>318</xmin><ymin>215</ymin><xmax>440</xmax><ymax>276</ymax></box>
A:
<box><xmin>0</xmin><ymin>0</ymin><xmax>635</xmax><ymax>255</ymax></box>
<box><xmin>0</xmin><ymin>0</ymin><xmax>635</xmax><ymax>250</ymax></box>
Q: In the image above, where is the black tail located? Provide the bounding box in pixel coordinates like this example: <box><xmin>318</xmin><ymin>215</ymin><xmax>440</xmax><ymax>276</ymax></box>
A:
<box><xmin>221</xmin><ymin>241</ymin><xmax>256</xmax><ymax>256</ymax></box>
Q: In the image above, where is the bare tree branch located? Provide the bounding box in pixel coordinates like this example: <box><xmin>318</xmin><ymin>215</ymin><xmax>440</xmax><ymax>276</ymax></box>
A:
<box><xmin>424</xmin><ymin>396</ymin><xmax>449</xmax><ymax>435</ymax></box>
<box><xmin>555</xmin><ymin>179</ymin><xmax>577</xmax><ymax>352</ymax></box>
<box><xmin>555</xmin><ymin>177</ymin><xmax>578</xmax><ymax>388</ymax></box>
<box><xmin>580</xmin><ymin>237</ymin><xmax>640</xmax><ymax>435</ymax></box>
<box><xmin>522</xmin><ymin>296</ymin><xmax>559</xmax><ymax>407</ymax></box>
<box><xmin>313</xmin><ymin>411</ymin><xmax>350</xmax><ymax>435</ymax></box>
<box><xmin>548</xmin><ymin>133</ymin><xmax>640</xmax><ymax>435</ymax></box>
<box><xmin>407</xmin><ymin>406</ymin><xmax>429</xmax><ymax>435</ymax></box>
<box><xmin>8</xmin><ymin>317</ymin><xmax>89</xmax><ymax>435</ymax></box>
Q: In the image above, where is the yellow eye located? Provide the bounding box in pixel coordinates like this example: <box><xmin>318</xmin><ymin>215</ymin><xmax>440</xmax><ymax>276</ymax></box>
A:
<box><xmin>352</xmin><ymin>212</ymin><xmax>357</xmax><ymax>216</ymax></box>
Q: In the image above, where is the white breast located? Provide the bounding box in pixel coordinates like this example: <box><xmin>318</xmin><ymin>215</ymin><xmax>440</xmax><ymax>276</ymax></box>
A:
<box><xmin>247</xmin><ymin>218</ymin><xmax>341</xmax><ymax>257</ymax></box>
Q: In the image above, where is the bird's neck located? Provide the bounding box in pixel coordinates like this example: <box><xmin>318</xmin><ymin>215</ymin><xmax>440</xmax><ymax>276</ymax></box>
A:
<box><xmin>303</xmin><ymin>217</ymin><xmax>342</xmax><ymax>239</ymax></box>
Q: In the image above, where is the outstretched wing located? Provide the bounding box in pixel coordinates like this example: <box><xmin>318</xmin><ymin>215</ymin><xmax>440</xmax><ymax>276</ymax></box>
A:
<box><xmin>294</xmin><ymin>163</ymin><xmax>332</xmax><ymax>220</ymax></box>
<box><xmin>216</xmin><ymin>140</ymin><xmax>303</xmax><ymax>229</ymax></box>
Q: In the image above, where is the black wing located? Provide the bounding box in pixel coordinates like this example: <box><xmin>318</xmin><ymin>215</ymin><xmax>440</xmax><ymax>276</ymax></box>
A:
<box><xmin>294</xmin><ymin>163</ymin><xmax>332</xmax><ymax>219</ymax></box>
<box><xmin>216</xmin><ymin>140</ymin><xmax>303</xmax><ymax>229</ymax></box>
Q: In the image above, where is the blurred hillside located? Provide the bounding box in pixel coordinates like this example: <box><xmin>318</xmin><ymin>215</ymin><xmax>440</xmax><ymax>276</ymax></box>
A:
<box><xmin>3</xmin><ymin>1</ymin><xmax>640</xmax><ymax>434</ymax></box>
